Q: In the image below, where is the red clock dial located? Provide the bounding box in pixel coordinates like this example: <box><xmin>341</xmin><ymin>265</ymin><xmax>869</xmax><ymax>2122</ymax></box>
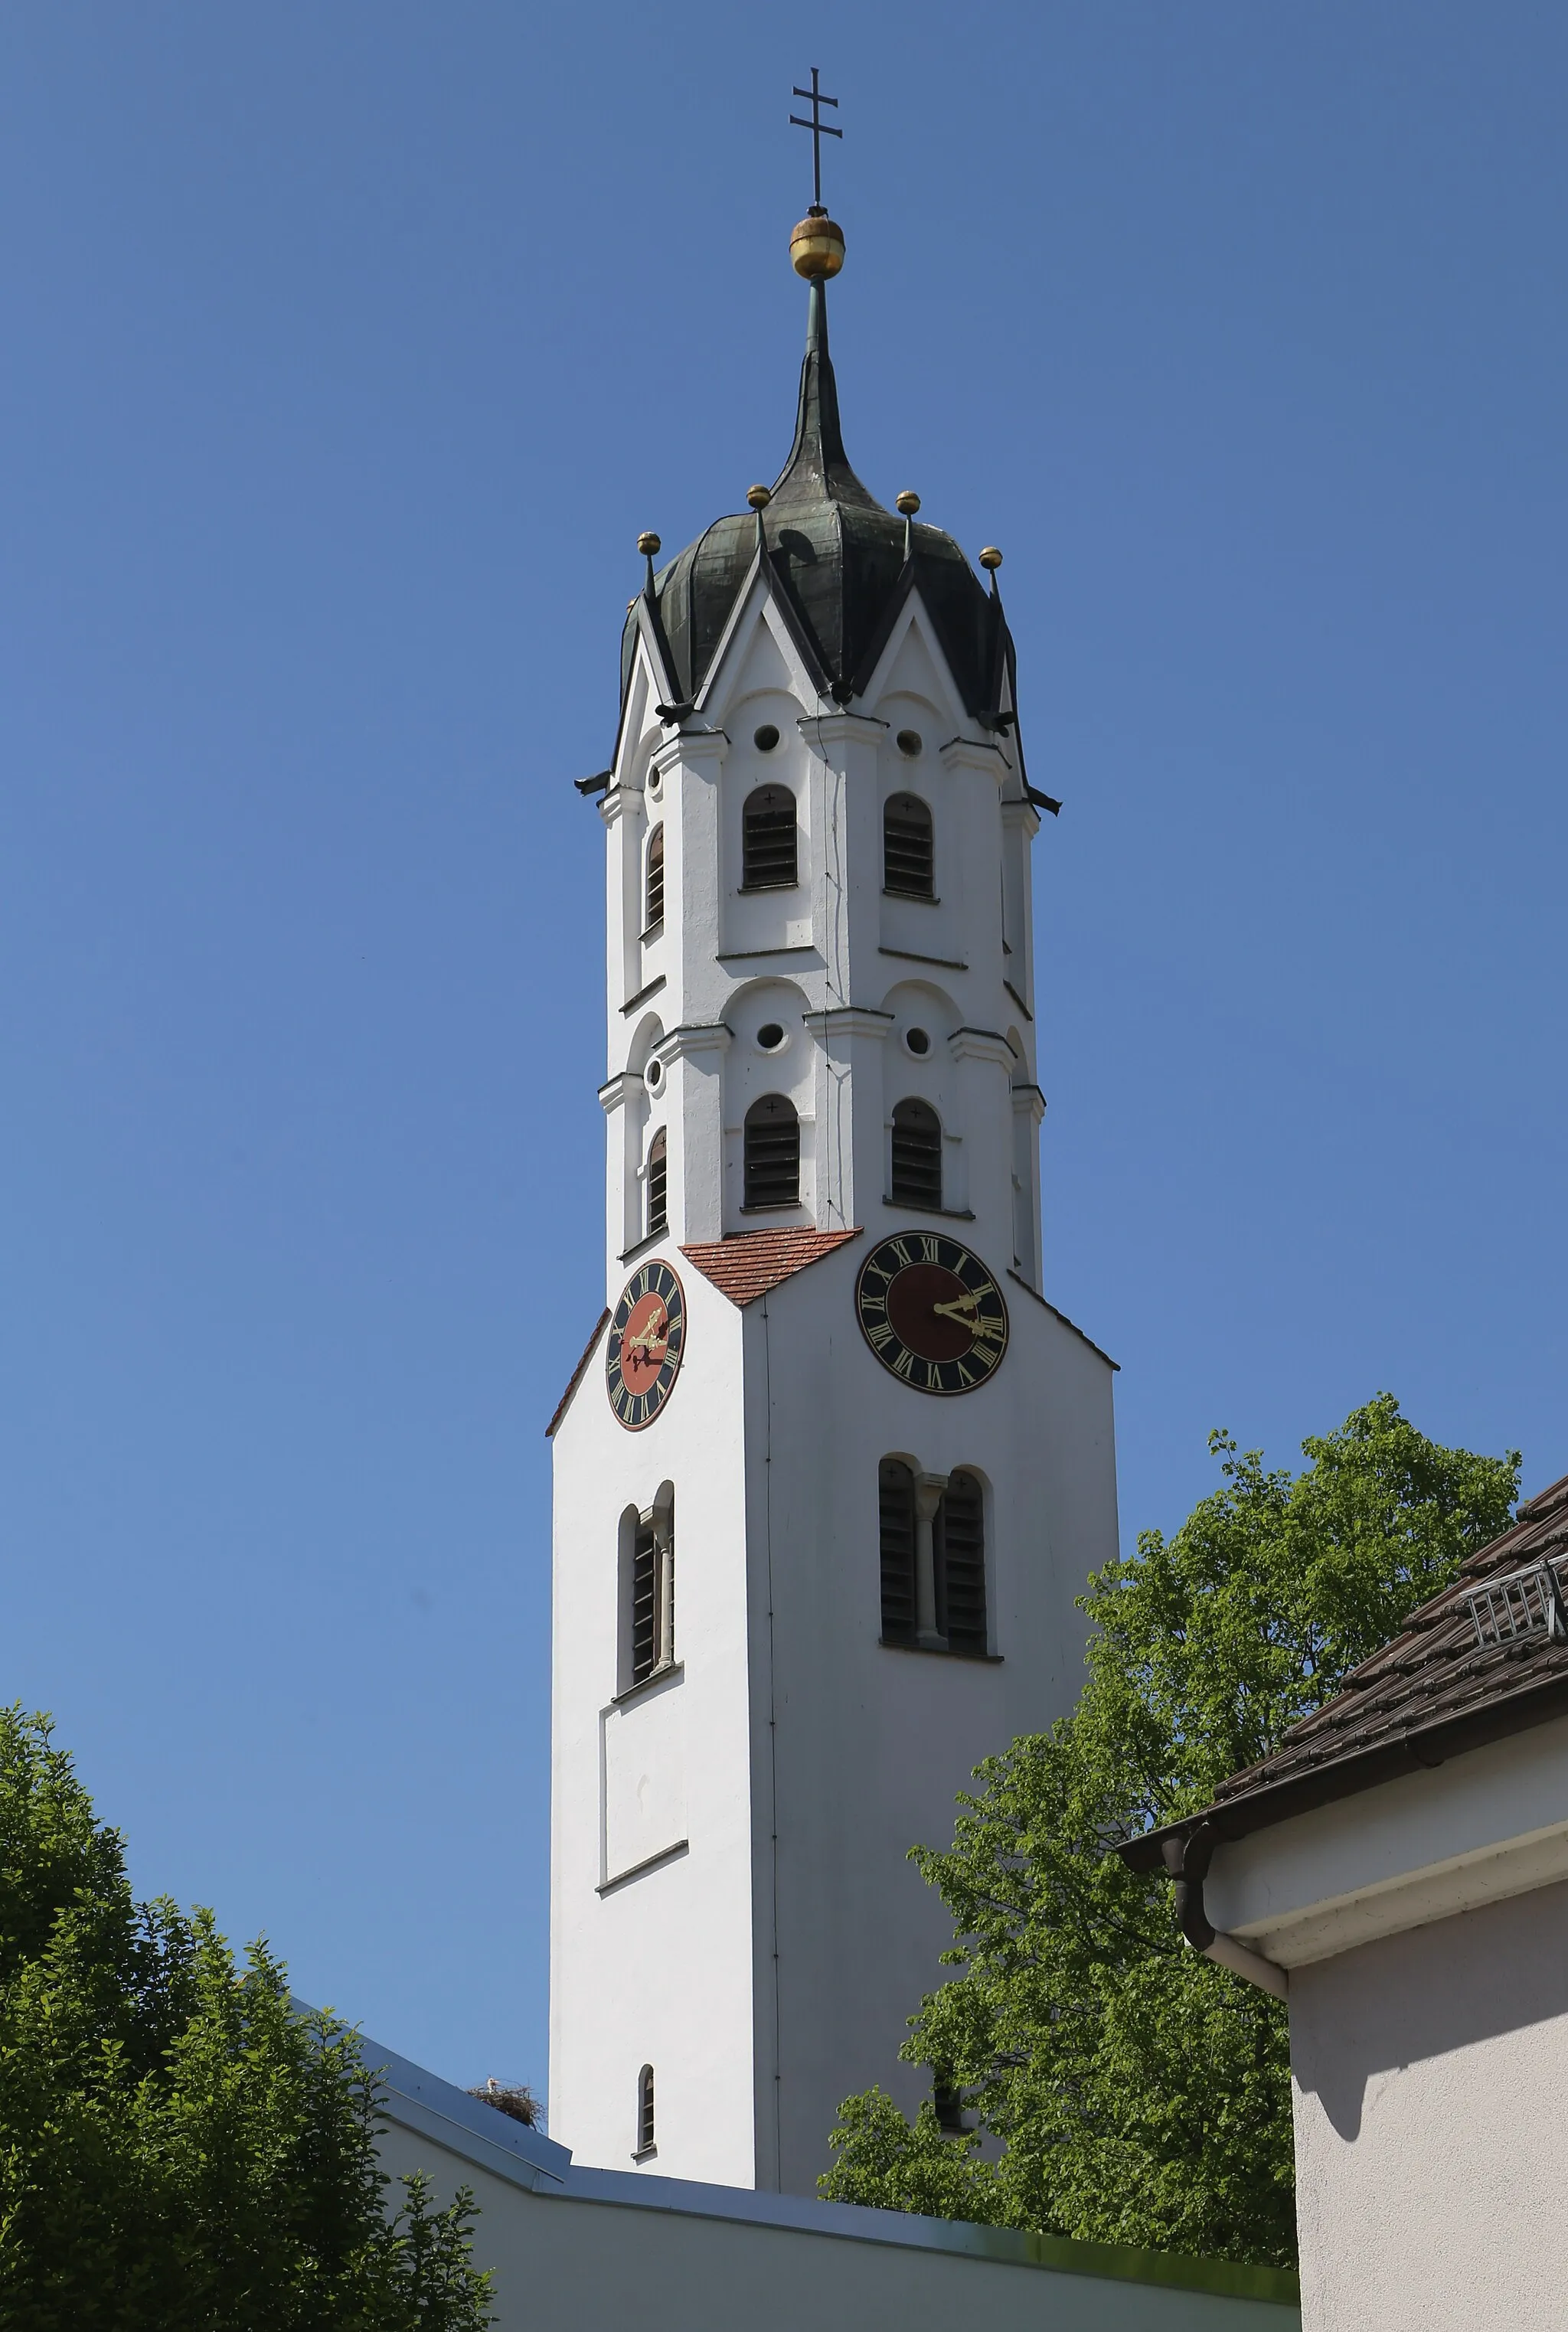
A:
<box><xmin>606</xmin><ymin>1259</ymin><xmax>686</xmax><ymax>1430</ymax></box>
<box><xmin>855</xmin><ymin>1233</ymin><xmax>1008</xmax><ymax>1395</ymax></box>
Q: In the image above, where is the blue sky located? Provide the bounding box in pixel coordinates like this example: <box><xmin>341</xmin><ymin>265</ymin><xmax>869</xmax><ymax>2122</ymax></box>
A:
<box><xmin>4</xmin><ymin>2</ymin><xmax>1565</xmax><ymax>2101</ymax></box>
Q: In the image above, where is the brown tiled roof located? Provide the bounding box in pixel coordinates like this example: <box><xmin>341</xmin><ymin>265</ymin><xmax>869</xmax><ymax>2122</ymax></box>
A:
<box><xmin>544</xmin><ymin>1309</ymin><xmax>609</xmax><ymax>1440</ymax></box>
<box><xmin>1122</xmin><ymin>1469</ymin><xmax>1568</xmax><ymax>1870</ymax></box>
<box><xmin>681</xmin><ymin>1226</ymin><xmax>861</xmax><ymax>1307</ymax></box>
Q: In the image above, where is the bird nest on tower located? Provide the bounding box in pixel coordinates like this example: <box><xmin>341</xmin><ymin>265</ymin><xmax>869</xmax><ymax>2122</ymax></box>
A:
<box><xmin>468</xmin><ymin>2079</ymin><xmax>540</xmax><ymax>2127</ymax></box>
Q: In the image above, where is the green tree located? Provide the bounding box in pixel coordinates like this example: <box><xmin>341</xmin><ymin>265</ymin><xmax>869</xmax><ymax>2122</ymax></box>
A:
<box><xmin>0</xmin><ymin>1708</ymin><xmax>492</xmax><ymax>2328</ymax></box>
<box><xmin>821</xmin><ymin>1395</ymin><xmax>1519</xmax><ymax>2267</ymax></box>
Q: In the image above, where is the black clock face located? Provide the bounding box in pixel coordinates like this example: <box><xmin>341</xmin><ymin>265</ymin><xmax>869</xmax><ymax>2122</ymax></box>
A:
<box><xmin>855</xmin><ymin>1233</ymin><xmax>1009</xmax><ymax>1396</ymax></box>
<box><xmin>606</xmin><ymin>1259</ymin><xmax>686</xmax><ymax>1430</ymax></box>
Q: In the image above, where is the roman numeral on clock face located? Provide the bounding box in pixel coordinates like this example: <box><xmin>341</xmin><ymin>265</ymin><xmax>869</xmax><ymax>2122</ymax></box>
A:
<box><xmin>854</xmin><ymin>1234</ymin><xmax>1010</xmax><ymax>1396</ymax></box>
<box><xmin>606</xmin><ymin>1261</ymin><xmax>688</xmax><ymax>1431</ymax></box>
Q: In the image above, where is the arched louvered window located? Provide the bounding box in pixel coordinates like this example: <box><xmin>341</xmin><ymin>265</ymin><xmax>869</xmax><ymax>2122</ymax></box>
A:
<box><xmin>890</xmin><ymin>1098</ymin><xmax>942</xmax><ymax>1210</ymax></box>
<box><xmin>934</xmin><ymin>2076</ymin><xmax>969</xmax><ymax>2134</ymax></box>
<box><xmin>742</xmin><ymin>785</ymin><xmax>798</xmax><ymax>890</ymax></box>
<box><xmin>629</xmin><ymin>1491</ymin><xmax>675</xmax><ymax>1688</ymax></box>
<box><xmin>743</xmin><ymin>1094</ymin><xmax>799</xmax><ymax>1210</ymax></box>
<box><xmin>635</xmin><ymin>2063</ymin><xmax>655</xmax><ymax>2157</ymax></box>
<box><xmin>630</xmin><ymin>1515</ymin><xmax>659</xmax><ymax>1684</ymax></box>
<box><xmin>645</xmin><ymin>825</ymin><xmax>665</xmax><ymax>929</ymax></box>
<box><xmin>879</xmin><ymin>1459</ymin><xmax>917</xmax><ymax>1645</ymax></box>
<box><xmin>646</xmin><ymin>1128</ymin><xmax>667</xmax><ymax>1236</ymax></box>
<box><xmin>935</xmin><ymin>1471</ymin><xmax>987</xmax><ymax>1654</ymax></box>
<box><xmin>884</xmin><ymin>793</ymin><xmax>934</xmax><ymax>898</ymax></box>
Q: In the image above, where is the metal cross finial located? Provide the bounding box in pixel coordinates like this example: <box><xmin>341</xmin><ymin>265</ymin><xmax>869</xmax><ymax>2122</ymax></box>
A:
<box><xmin>789</xmin><ymin>67</ymin><xmax>841</xmax><ymax>211</ymax></box>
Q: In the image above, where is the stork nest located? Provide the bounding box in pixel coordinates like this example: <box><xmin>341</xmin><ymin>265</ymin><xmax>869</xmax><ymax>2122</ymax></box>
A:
<box><xmin>469</xmin><ymin>2082</ymin><xmax>540</xmax><ymax>2127</ymax></box>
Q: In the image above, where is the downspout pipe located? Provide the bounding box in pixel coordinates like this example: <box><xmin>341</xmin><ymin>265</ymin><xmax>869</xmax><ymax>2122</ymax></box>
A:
<box><xmin>1161</xmin><ymin>1823</ymin><xmax>1289</xmax><ymax>2001</ymax></box>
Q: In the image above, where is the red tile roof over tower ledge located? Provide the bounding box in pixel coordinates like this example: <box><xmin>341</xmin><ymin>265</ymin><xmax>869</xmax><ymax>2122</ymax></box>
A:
<box><xmin>681</xmin><ymin>1227</ymin><xmax>861</xmax><ymax>1307</ymax></box>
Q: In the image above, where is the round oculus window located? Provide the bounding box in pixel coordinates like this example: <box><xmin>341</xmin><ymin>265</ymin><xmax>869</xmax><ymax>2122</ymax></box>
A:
<box><xmin>645</xmin><ymin>1059</ymin><xmax>663</xmax><ymax>1089</ymax></box>
<box><xmin>896</xmin><ymin>729</ymin><xmax>923</xmax><ymax>758</ymax></box>
<box><xmin>905</xmin><ymin>1027</ymin><xmax>932</xmax><ymax>1057</ymax></box>
<box><xmin>756</xmin><ymin>1023</ymin><xmax>786</xmax><ymax>1052</ymax></box>
<box><xmin>753</xmin><ymin>723</ymin><xmax>781</xmax><ymax>753</ymax></box>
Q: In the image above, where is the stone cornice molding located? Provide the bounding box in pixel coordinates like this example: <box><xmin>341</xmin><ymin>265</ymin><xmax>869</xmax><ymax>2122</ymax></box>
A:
<box><xmin>599</xmin><ymin>786</ymin><xmax>632</xmax><ymax>829</ymax></box>
<box><xmin>948</xmin><ymin>1025</ymin><xmax>1016</xmax><ymax>1068</ymax></box>
<box><xmin>939</xmin><ymin>736</ymin><xmax>1011</xmax><ymax>782</ymax></box>
<box><xmin>655</xmin><ymin>728</ymin><xmax>728</xmax><ymax>781</ymax></box>
<box><xmin>1000</xmin><ymin>795</ymin><xmax>1042</xmax><ymax>840</ymax></box>
<box><xmin>654</xmin><ymin>1021</ymin><xmax>733</xmax><ymax>1065</ymax></box>
<box><xmin>599</xmin><ymin>1070</ymin><xmax>643</xmax><ymax>1115</ymax></box>
<box><xmin>796</xmin><ymin>712</ymin><xmax>887</xmax><ymax>754</ymax></box>
<box><xmin>802</xmin><ymin>1005</ymin><xmax>895</xmax><ymax>1044</ymax></box>
<box><xmin>1011</xmin><ymin>1081</ymin><xmax>1047</xmax><ymax>1125</ymax></box>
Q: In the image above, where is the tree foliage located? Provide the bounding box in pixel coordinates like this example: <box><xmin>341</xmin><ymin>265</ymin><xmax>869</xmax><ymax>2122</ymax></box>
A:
<box><xmin>0</xmin><ymin>1709</ymin><xmax>492</xmax><ymax>2329</ymax></box>
<box><xmin>821</xmin><ymin>1395</ymin><xmax>1519</xmax><ymax>2266</ymax></box>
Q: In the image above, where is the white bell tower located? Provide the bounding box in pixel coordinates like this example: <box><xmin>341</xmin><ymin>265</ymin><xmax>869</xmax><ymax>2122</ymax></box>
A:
<box><xmin>547</xmin><ymin>194</ymin><xmax>1119</xmax><ymax>2196</ymax></box>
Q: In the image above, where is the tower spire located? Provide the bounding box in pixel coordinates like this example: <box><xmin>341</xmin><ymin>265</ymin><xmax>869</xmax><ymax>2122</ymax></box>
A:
<box><xmin>782</xmin><ymin>78</ymin><xmax>854</xmax><ymax>509</ymax></box>
<box><xmin>773</xmin><ymin>275</ymin><xmax>854</xmax><ymax>499</ymax></box>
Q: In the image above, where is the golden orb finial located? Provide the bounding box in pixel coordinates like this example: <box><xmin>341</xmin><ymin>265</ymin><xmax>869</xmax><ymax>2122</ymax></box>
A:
<box><xmin>978</xmin><ymin>545</ymin><xmax>1003</xmax><ymax>571</ymax></box>
<box><xmin>790</xmin><ymin>206</ymin><xmax>845</xmax><ymax>280</ymax></box>
<box><xmin>746</xmin><ymin>485</ymin><xmax>772</xmax><ymax>511</ymax></box>
<box><xmin>895</xmin><ymin>490</ymin><xmax>920</xmax><ymax>517</ymax></box>
<box><xmin>638</xmin><ymin>531</ymin><xmax>662</xmax><ymax>558</ymax></box>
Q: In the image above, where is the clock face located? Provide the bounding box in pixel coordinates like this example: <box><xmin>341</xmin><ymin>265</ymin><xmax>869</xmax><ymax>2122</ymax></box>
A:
<box><xmin>855</xmin><ymin>1232</ymin><xmax>1009</xmax><ymax>1396</ymax></box>
<box><xmin>606</xmin><ymin>1259</ymin><xmax>687</xmax><ymax>1431</ymax></box>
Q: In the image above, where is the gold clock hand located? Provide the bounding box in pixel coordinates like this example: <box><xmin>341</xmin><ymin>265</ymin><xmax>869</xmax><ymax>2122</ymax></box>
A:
<box><xmin>930</xmin><ymin>1294</ymin><xmax>980</xmax><ymax>1323</ymax></box>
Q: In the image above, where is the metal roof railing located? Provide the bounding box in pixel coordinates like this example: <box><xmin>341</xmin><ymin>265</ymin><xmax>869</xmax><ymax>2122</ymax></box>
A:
<box><xmin>1463</xmin><ymin>1553</ymin><xmax>1568</xmax><ymax>1652</ymax></box>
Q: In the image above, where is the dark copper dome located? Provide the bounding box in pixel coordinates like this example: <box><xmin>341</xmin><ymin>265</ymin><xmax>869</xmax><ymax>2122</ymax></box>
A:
<box><xmin>622</xmin><ymin>279</ymin><xmax>1010</xmax><ymax>723</ymax></box>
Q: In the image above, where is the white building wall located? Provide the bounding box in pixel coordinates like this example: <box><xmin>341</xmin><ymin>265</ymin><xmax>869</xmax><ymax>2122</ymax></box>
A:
<box><xmin>1289</xmin><ymin>1876</ymin><xmax>1568</xmax><ymax>2332</ymax></box>
<box><xmin>551</xmin><ymin>567</ymin><xmax>1116</xmax><ymax>2191</ymax></box>
<box><xmin>374</xmin><ymin>2053</ymin><xmax>1298</xmax><ymax>2332</ymax></box>
<box><xmin>745</xmin><ymin>1249</ymin><xmax>1118</xmax><ymax>2193</ymax></box>
<box><xmin>550</xmin><ymin>1269</ymin><xmax>757</xmax><ymax>2185</ymax></box>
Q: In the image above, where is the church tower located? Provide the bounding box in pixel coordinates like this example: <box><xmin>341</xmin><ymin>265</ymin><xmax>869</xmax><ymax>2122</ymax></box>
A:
<box><xmin>547</xmin><ymin>181</ymin><xmax>1119</xmax><ymax>2197</ymax></box>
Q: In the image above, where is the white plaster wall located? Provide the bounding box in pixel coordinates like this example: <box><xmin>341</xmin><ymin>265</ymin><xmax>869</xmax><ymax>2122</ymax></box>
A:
<box><xmin>554</xmin><ymin>586</ymin><xmax>1112</xmax><ymax>2195</ymax></box>
<box><xmin>745</xmin><ymin>1244</ymin><xmax>1119</xmax><ymax>2194</ymax></box>
<box><xmin>722</xmin><ymin>977</ymin><xmax>816</xmax><ymax>1235</ymax></box>
<box><xmin>602</xmin><ymin>598</ymin><xmax>1047</xmax><ymax>1286</ymax></box>
<box><xmin>1204</xmin><ymin>1714</ymin><xmax>1568</xmax><ymax>1965</ymax></box>
<box><xmin>550</xmin><ymin>1263</ymin><xmax>756</xmax><ymax>2183</ymax></box>
<box><xmin>375</xmin><ymin>2120</ymin><xmax>1295</xmax><ymax>2332</ymax></box>
<box><xmin>1289</xmin><ymin>1876</ymin><xmax>1568</xmax><ymax>2332</ymax></box>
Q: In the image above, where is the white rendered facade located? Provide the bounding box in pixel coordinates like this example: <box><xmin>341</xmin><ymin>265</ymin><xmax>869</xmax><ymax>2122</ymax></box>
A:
<box><xmin>1194</xmin><ymin>1713</ymin><xmax>1568</xmax><ymax>2332</ymax></box>
<box><xmin>548</xmin><ymin>286</ymin><xmax>1120</xmax><ymax>2195</ymax></box>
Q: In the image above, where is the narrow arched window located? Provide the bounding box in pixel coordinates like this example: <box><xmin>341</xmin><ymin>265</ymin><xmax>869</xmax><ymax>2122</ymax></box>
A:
<box><xmin>890</xmin><ymin>1098</ymin><xmax>942</xmax><ymax>1210</ymax></box>
<box><xmin>645</xmin><ymin>825</ymin><xmax>665</xmax><ymax>930</ymax></box>
<box><xmin>934</xmin><ymin>2075</ymin><xmax>969</xmax><ymax>2134</ymax></box>
<box><xmin>935</xmin><ymin>1471</ymin><xmax>986</xmax><ymax>1654</ymax></box>
<box><xmin>635</xmin><ymin>2063</ymin><xmax>655</xmax><ymax>2157</ymax></box>
<box><xmin>884</xmin><ymin>793</ymin><xmax>933</xmax><ymax>897</ymax></box>
<box><xmin>629</xmin><ymin>1491</ymin><xmax>675</xmax><ymax>1688</ymax></box>
<box><xmin>878</xmin><ymin>1459</ymin><xmax>916</xmax><ymax>1645</ymax></box>
<box><xmin>646</xmin><ymin>1128</ymin><xmax>667</xmax><ymax>1236</ymax></box>
<box><xmin>743</xmin><ymin>1094</ymin><xmax>799</xmax><ymax>1210</ymax></box>
<box><xmin>631</xmin><ymin>1515</ymin><xmax>658</xmax><ymax>1684</ymax></box>
<box><xmin>742</xmin><ymin>785</ymin><xmax>798</xmax><ymax>891</ymax></box>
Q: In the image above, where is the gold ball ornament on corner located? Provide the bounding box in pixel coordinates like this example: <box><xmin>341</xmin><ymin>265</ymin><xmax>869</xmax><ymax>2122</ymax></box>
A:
<box><xmin>790</xmin><ymin>207</ymin><xmax>845</xmax><ymax>280</ymax></box>
<box><xmin>978</xmin><ymin>545</ymin><xmax>1003</xmax><ymax>572</ymax></box>
<box><xmin>638</xmin><ymin>531</ymin><xmax>662</xmax><ymax>557</ymax></box>
<box><xmin>746</xmin><ymin>485</ymin><xmax>772</xmax><ymax>511</ymax></box>
<box><xmin>895</xmin><ymin>491</ymin><xmax>921</xmax><ymax>516</ymax></box>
